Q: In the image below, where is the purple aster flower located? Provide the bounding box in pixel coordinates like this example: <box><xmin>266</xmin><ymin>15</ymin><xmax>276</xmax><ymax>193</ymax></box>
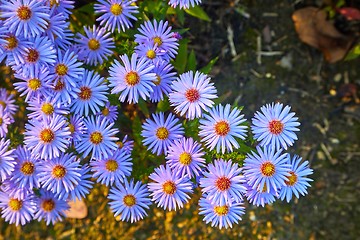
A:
<box><xmin>198</xmin><ymin>196</ymin><xmax>245</xmax><ymax>229</ymax></box>
<box><xmin>49</xmin><ymin>77</ymin><xmax>78</xmax><ymax>106</ymax></box>
<box><xmin>135</xmin><ymin>43</ymin><xmax>169</xmax><ymax>62</ymax></box>
<box><xmin>75</xmin><ymin>25</ymin><xmax>115</xmax><ymax>66</ymax></box>
<box><xmin>148</xmin><ymin>164</ymin><xmax>193</xmax><ymax>211</ymax></box>
<box><xmin>243</xmin><ymin>145</ymin><xmax>291</xmax><ymax>194</ymax></box>
<box><xmin>0</xmin><ymin>190</ymin><xmax>36</xmax><ymax>226</ymax></box>
<box><xmin>0</xmin><ymin>0</ymin><xmax>50</xmax><ymax>38</ymax></box>
<box><xmin>0</xmin><ymin>32</ymin><xmax>31</xmax><ymax>65</ymax></box>
<box><xmin>75</xmin><ymin>116</ymin><xmax>119</xmax><ymax>160</ymax></box>
<box><xmin>199</xmin><ymin>159</ymin><xmax>246</xmax><ymax>206</ymax></box>
<box><xmin>14</xmin><ymin>66</ymin><xmax>53</xmax><ymax>102</ymax></box>
<box><xmin>68</xmin><ymin>114</ymin><xmax>86</xmax><ymax>144</ymax></box>
<box><xmin>46</xmin><ymin>0</ymin><xmax>74</xmax><ymax>19</ymax></box>
<box><xmin>52</xmin><ymin>49</ymin><xmax>84</xmax><ymax>90</ymax></box>
<box><xmin>117</xmin><ymin>135</ymin><xmax>134</xmax><ymax>155</ymax></box>
<box><xmin>11</xmin><ymin>145</ymin><xmax>41</xmax><ymax>189</ymax></box>
<box><xmin>141</xmin><ymin>112</ymin><xmax>184</xmax><ymax>156</ymax></box>
<box><xmin>251</xmin><ymin>102</ymin><xmax>300</xmax><ymax>150</ymax></box>
<box><xmin>0</xmin><ymin>138</ymin><xmax>16</xmax><ymax>181</ymax></box>
<box><xmin>0</xmin><ymin>106</ymin><xmax>11</xmax><ymax>137</ymax></box>
<box><xmin>0</xmin><ymin>88</ymin><xmax>18</xmax><ymax>118</ymax></box>
<box><xmin>278</xmin><ymin>154</ymin><xmax>313</xmax><ymax>202</ymax></box>
<box><xmin>0</xmin><ymin>179</ymin><xmax>32</xmax><ymax>200</ymax></box>
<box><xmin>34</xmin><ymin>190</ymin><xmax>69</xmax><ymax>225</ymax></box>
<box><xmin>168</xmin><ymin>0</ymin><xmax>202</xmax><ymax>9</ymax></box>
<box><xmin>169</xmin><ymin>70</ymin><xmax>217</xmax><ymax>120</ymax></box>
<box><xmin>43</xmin><ymin>8</ymin><xmax>67</xmax><ymax>42</ymax></box>
<box><xmin>108</xmin><ymin>53</ymin><xmax>156</xmax><ymax>104</ymax></box>
<box><xmin>166</xmin><ymin>137</ymin><xmax>206</xmax><ymax>178</ymax></box>
<box><xmin>149</xmin><ymin>60</ymin><xmax>176</xmax><ymax>102</ymax></box>
<box><xmin>108</xmin><ymin>178</ymin><xmax>151</xmax><ymax>223</ymax></box>
<box><xmin>199</xmin><ymin>104</ymin><xmax>248</xmax><ymax>154</ymax></box>
<box><xmin>94</xmin><ymin>0</ymin><xmax>138</xmax><ymax>33</ymax></box>
<box><xmin>54</xmin><ymin>27</ymin><xmax>74</xmax><ymax>51</ymax></box>
<box><xmin>24</xmin><ymin>114</ymin><xmax>71</xmax><ymax>160</ymax></box>
<box><xmin>135</xmin><ymin>20</ymin><xmax>179</xmax><ymax>59</ymax></box>
<box><xmin>90</xmin><ymin>148</ymin><xmax>132</xmax><ymax>186</ymax></box>
<box><xmin>27</xmin><ymin>96</ymin><xmax>69</xmax><ymax>120</ymax></box>
<box><xmin>96</xmin><ymin>102</ymin><xmax>118</xmax><ymax>123</ymax></box>
<box><xmin>38</xmin><ymin>153</ymin><xmax>81</xmax><ymax>194</ymax></box>
<box><xmin>11</xmin><ymin>36</ymin><xmax>56</xmax><ymax>77</ymax></box>
<box><xmin>70</xmin><ymin>70</ymin><xmax>108</xmax><ymax>116</ymax></box>
<box><xmin>245</xmin><ymin>182</ymin><xmax>278</xmax><ymax>207</ymax></box>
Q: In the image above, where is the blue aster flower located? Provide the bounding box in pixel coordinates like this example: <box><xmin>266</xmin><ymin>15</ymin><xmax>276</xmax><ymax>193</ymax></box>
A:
<box><xmin>199</xmin><ymin>104</ymin><xmax>248</xmax><ymax>154</ymax></box>
<box><xmin>0</xmin><ymin>190</ymin><xmax>36</xmax><ymax>226</ymax></box>
<box><xmin>148</xmin><ymin>164</ymin><xmax>192</xmax><ymax>211</ymax></box>
<box><xmin>135</xmin><ymin>43</ymin><xmax>170</xmax><ymax>63</ymax></box>
<box><xmin>14</xmin><ymin>66</ymin><xmax>53</xmax><ymax>102</ymax></box>
<box><xmin>0</xmin><ymin>32</ymin><xmax>31</xmax><ymax>65</ymax></box>
<box><xmin>75</xmin><ymin>25</ymin><xmax>115</xmax><ymax>66</ymax></box>
<box><xmin>75</xmin><ymin>116</ymin><xmax>119</xmax><ymax>160</ymax></box>
<box><xmin>108</xmin><ymin>53</ymin><xmax>156</xmax><ymax>104</ymax></box>
<box><xmin>11</xmin><ymin>145</ymin><xmax>41</xmax><ymax>189</ymax></box>
<box><xmin>251</xmin><ymin>102</ymin><xmax>300</xmax><ymax>150</ymax></box>
<box><xmin>64</xmin><ymin>164</ymin><xmax>94</xmax><ymax>201</ymax></box>
<box><xmin>168</xmin><ymin>0</ymin><xmax>202</xmax><ymax>9</ymax></box>
<box><xmin>96</xmin><ymin>102</ymin><xmax>118</xmax><ymax>123</ymax></box>
<box><xmin>94</xmin><ymin>0</ymin><xmax>138</xmax><ymax>33</ymax></box>
<box><xmin>27</xmin><ymin>96</ymin><xmax>69</xmax><ymax>120</ymax></box>
<box><xmin>49</xmin><ymin>77</ymin><xmax>78</xmax><ymax>106</ymax></box>
<box><xmin>70</xmin><ymin>70</ymin><xmax>108</xmax><ymax>116</ymax></box>
<box><xmin>0</xmin><ymin>106</ymin><xmax>11</xmax><ymax>138</ymax></box>
<box><xmin>0</xmin><ymin>88</ymin><xmax>18</xmax><ymax>118</ymax></box>
<box><xmin>47</xmin><ymin>0</ymin><xmax>74</xmax><ymax>19</ymax></box>
<box><xmin>198</xmin><ymin>196</ymin><xmax>245</xmax><ymax>229</ymax></box>
<box><xmin>43</xmin><ymin>8</ymin><xmax>67</xmax><ymax>42</ymax></box>
<box><xmin>243</xmin><ymin>145</ymin><xmax>291</xmax><ymax>194</ymax></box>
<box><xmin>135</xmin><ymin>20</ymin><xmax>179</xmax><ymax>59</ymax></box>
<box><xmin>199</xmin><ymin>159</ymin><xmax>246</xmax><ymax>206</ymax></box>
<box><xmin>278</xmin><ymin>154</ymin><xmax>313</xmax><ymax>202</ymax></box>
<box><xmin>149</xmin><ymin>60</ymin><xmax>176</xmax><ymax>102</ymax></box>
<box><xmin>0</xmin><ymin>138</ymin><xmax>16</xmax><ymax>181</ymax></box>
<box><xmin>11</xmin><ymin>36</ymin><xmax>56</xmax><ymax>78</ymax></box>
<box><xmin>169</xmin><ymin>70</ymin><xmax>217</xmax><ymax>120</ymax></box>
<box><xmin>38</xmin><ymin>153</ymin><xmax>81</xmax><ymax>194</ymax></box>
<box><xmin>244</xmin><ymin>182</ymin><xmax>278</xmax><ymax>207</ymax></box>
<box><xmin>141</xmin><ymin>112</ymin><xmax>184</xmax><ymax>156</ymax></box>
<box><xmin>54</xmin><ymin>28</ymin><xmax>74</xmax><ymax>51</ymax></box>
<box><xmin>90</xmin><ymin>148</ymin><xmax>132</xmax><ymax>186</ymax></box>
<box><xmin>34</xmin><ymin>190</ymin><xmax>69</xmax><ymax>225</ymax></box>
<box><xmin>24</xmin><ymin>114</ymin><xmax>71</xmax><ymax>160</ymax></box>
<box><xmin>52</xmin><ymin>49</ymin><xmax>84</xmax><ymax>90</ymax></box>
<box><xmin>117</xmin><ymin>135</ymin><xmax>134</xmax><ymax>155</ymax></box>
<box><xmin>108</xmin><ymin>178</ymin><xmax>151</xmax><ymax>223</ymax></box>
<box><xmin>166</xmin><ymin>137</ymin><xmax>206</xmax><ymax>178</ymax></box>
<box><xmin>0</xmin><ymin>179</ymin><xmax>32</xmax><ymax>200</ymax></box>
<box><xmin>68</xmin><ymin>114</ymin><xmax>86</xmax><ymax>144</ymax></box>
<box><xmin>0</xmin><ymin>0</ymin><xmax>50</xmax><ymax>38</ymax></box>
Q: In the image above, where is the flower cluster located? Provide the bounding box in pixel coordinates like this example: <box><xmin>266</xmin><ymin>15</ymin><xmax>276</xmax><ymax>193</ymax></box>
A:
<box><xmin>0</xmin><ymin>0</ymin><xmax>313</xmax><ymax>229</ymax></box>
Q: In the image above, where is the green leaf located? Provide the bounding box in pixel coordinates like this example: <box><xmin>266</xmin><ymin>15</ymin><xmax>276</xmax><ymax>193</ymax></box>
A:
<box><xmin>187</xmin><ymin>50</ymin><xmax>197</xmax><ymax>71</ymax></box>
<box><xmin>200</xmin><ymin>56</ymin><xmax>218</xmax><ymax>74</ymax></box>
<box><xmin>173</xmin><ymin>39</ymin><xmax>189</xmax><ymax>73</ymax></box>
<box><xmin>185</xmin><ymin>5</ymin><xmax>211</xmax><ymax>22</ymax></box>
<box><xmin>137</xmin><ymin>98</ymin><xmax>150</xmax><ymax>117</ymax></box>
<box><xmin>156</xmin><ymin>97</ymin><xmax>171</xmax><ymax>112</ymax></box>
<box><xmin>345</xmin><ymin>44</ymin><xmax>360</xmax><ymax>61</ymax></box>
<box><xmin>175</xmin><ymin>8</ymin><xmax>185</xmax><ymax>25</ymax></box>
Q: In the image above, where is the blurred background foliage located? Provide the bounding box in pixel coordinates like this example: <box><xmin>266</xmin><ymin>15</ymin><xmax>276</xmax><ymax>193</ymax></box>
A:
<box><xmin>1</xmin><ymin>0</ymin><xmax>360</xmax><ymax>239</ymax></box>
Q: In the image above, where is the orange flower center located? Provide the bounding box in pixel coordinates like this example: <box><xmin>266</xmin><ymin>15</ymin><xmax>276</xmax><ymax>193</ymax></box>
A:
<box><xmin>90</xmin><ymin>131</ymin><xmax>103</xmax><ymax>145</ymax></box>
<box><xmin>215</xmin><ymin>176</ymin><xmax>231</xmax><ymax>191</ymax></box>
<box><xmin>52</xmin><ymin>165</ymin><xmax>66</xmax><ymax>178</ymax></box>
<box><xmin>285</xmin><ymin>171</ymin><xmax>298</xmax><ymax>186</ymax></box>
<box><xmin>153</xmin><ymin>74</ymin><xmax>161</xmax><ymax>85</ymax></box>
<box><xmin>214</xmin><ymin>205</ymin><xmax>229</xmax><ymax>216</ymax></box>
<box><xmin>68</xmin><ymin>123</ymin><xmax>75</xmax><ymax>133</ymax></box>
<box><xmin>162</xmin><ymin>181</ymin><xmax>176</xmax><ymax>195</ymax></box>
<box><xmin>105</xmin><ymin>159</ymin><xmax>118</xmax><ymax>172</ymax></box>
<box><xmin>9</xmin><ymin>198</ymin><xmax>22</xmax><ymax>211</ymax></box>
<box><xmin>155</xmin><ymin>127</ymin><xmax>169</xmax><ymax>140</ymax></box>
<box><xmin>88</xmin><ymin>38</ymin><xmax>100</xmax><ymax>50</ymax></box>
<box><xmin>179</xmin><ymin>152</ymin><xmax>192</xmax><ymax>165</ymax></box>
<box><xmin>42</xmin><ymin>199</ymin><xmax>55</xmax><ymax>212</ymax></box>
<box><xmin>78</xmin><ymin>86</ymin><xmax>92</xmax><ymax>100</ymax></box>
<box><xmin>0</xmin><ymin>118</ymin><xmax>2</xmax><ymax>125</ymax></box>
<box><xmin>123</xmin><ymin>194</ymin><xmax>136</xmax><ymax>207</ymax></box>
<box><xmin>102</xmin><ymin>107</ymin><xmax>109</xmax><ymax>116</ymax></box>
<box><xmin>21</xmin><ymin>161</ymin><xmax>35</xmax><ymax>175</ymax></box>
<box><xmin>54</xmin><ymin>80</ymin><xmax>65</xmax><ymax>91</ymax></box>
<box><xmin>17</xmin><ymin>6</ymin><xmax>32</xmax><ymax>20</ymax></box>
<box><xmin>260</xmin><ymin>162</ymin><xmax>275</xmax><ymax>177</ymax></box>
<box><xmin>185</xmin><ymin>88</ymin><xmax>200</xmax><ymax>102</ymax></box>
<box><xmin>214</xmin><ymin>121</ymin><xmax>230</xmax><ymax>136</ymax></box>
<box><xmin>55</xmin><ymin>64</ymin><xmax>68</xmax><ymax>76</ymax></box>
<box><xmin>5</xmin><ymin>35</ymin><xmax>18</xmax><ymax>50</ymax></box>
<box><xmin>268</xmin><ymin>120</ymin><xmax>284</xmax><ymax>135</ymax></box>
<box><xmin>125</xmin><ymin>71</ymin><xmax>140</xmax><ymax>86</ymax></box>
<box><xmin>39</xmin><ymin>128</ymin><xmax>54</xmax><ymax>143</ymax></box>
<box><xmin>110</xmin><ymin>3</ymin><xmax>123</xmax><ymax>15</ymax></box>
<box><xmin>26</xmin><ymin>49</ymin><xmax>40</xmax><ymax>63</ymax></box>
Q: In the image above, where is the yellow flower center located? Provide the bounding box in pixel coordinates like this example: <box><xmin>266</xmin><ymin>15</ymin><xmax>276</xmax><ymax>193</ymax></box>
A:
<box><xmin>162</xmin><ymin>181</ymin><xmax>176</xmax><ymax>195</ymax></box>
<box><xmin>42</xmin><ymin>199</ymin><xmax>55</xmax><ymax>212</ymax></box>
<box><xmin>39</xmin><ymin>128</ymin><xmax>55</xmax><ymax>143</ymax></box>
<box><xmin>260</xmin><ymin>162</ymin><xmax>275</xmax><ymax>177</ymax></box>
<box><xmin>214</xmin><ymin>121</ymin><xmax>230</xmax><ymax>136</ymax></box>
<box><xmin>90</xmin><ymin>131</ymin><xmax>103</xmax><ymax>145</ymax></box>
<box><xmin>88</xmin><ymin>38</ymin><xmax>100</xmax><ymax>50</ymax></box>
<box><xmin>153</xmin><ymin>36</ymin><xmax>163</xmax><ymax>46</ymax></box>
<box><xmin>50</xmin><ymin>0</ymin><xmax>59</xmax><ymax>7</ymax></box>
<box><xmin>52</xmin><ymin>165</ymin><xmax>66</xmax><ymax>178</ymax></box>
<box><xmin>21</xmin><ymin>161</ymin><xmax>35</xmax><ymax>175</ymax></box>
<box><xmin>26</xmin><ymin>49</ymin><xmax>40</xmax><ymax>63</ymax></box>
<box><xmin>185</xmin><ymin>88</ymin><xmax>200</xmax><ymax>103</ymax></box>
<box><xmin>102</xmin><ymin>107</ymin><xmax>109</xmax><ymax>116</ymax></box>
<box><xmin>268</xmin><ymin>120</ymin><xmax>284</xmax><ymax>135</ymax></box>
<box><xmin>9</xmin><ymin>198</ymin><xmax>23</xmax><ymax>211</ymax></box>
<box><xmin>0</xmin><ymin>101</ymin><xmax>5</xmax><ymax>108</ymax></box>
<box><xmin>285</xmin><ymin>171</ymin><xmax>298</xmax><ymax>186</ymax></box>
<box><xmin>155</xmin><ymin>127</ymin><xmax>169</xmax><ymax>140</ymax></box>
<box><xmin>123</xmin><ymin>194</ymin><xmax>136</xmax><ymax>207</ymax></box>
<box><xmin>78</xmin><ymin>86</ymin><xmax>92</xmax><ymax>100</ymax></box>
<box><xmin>125</xmin><ymin>71</ymin><xmax>140</xmax><ymax>86</ymax></box>
<box><xmin>55</xmin><ymin>64</ymin><xmax>68</xmax><ymax>76</ymax></box>
<box><xmin>146</xmin><ymin>49</ymin><xmax>156</xmax><ymax>59</ymax></box>
<box><xmin>0</xmin><ymin>118</ymin><xmax>3</xmax><ymax>125</ymax></box>
<box><xmin>110</xmin><ymin>3</ymin><xmax>123</xmax><ymax>16</ymax></box>
<box><xmin>153</xmin><ymin>74</ymin><xmax>161</xmax><ymax>85</ymax></box>
<box><xmin>17</xmin><ymin>6</ymin><xmax>32</xmax><ymax>20</ymax></box>
<box><xmin>105</xmin><ymin>159</ymin><xmax>118</xmax><ymax>172</ymax></box>
<box><xmin>68</xmin><ymin>123</ymin><xmax>75</xmax><ymax>133</ymax></box>
<box><xmin>28</xmin><ymin>78</ymin><xmax>41</xmax><ymax>91</ymax></box>
<box><xmin>215</xmin><ymin>176</ymin><xmax>231</xmax><ymax>191</ymax></box>
<box><xmin>5</xmin><ymin>35</ymin><xmax>18</xmax><ymax>50</ymax></box>
<box><xmin>41</xmin><ymin>103</ymin><xmax>54</xmax><ymax>115</ymax></box>
<box><xmin>179</xmin><ymin>152</ymin><xmax>192</xmax><ymax>165</ymax></box>
<box><xmin>214</xmin><ymin>205</ymin><xmax>229</xmax><ymax>216</ymax></box>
